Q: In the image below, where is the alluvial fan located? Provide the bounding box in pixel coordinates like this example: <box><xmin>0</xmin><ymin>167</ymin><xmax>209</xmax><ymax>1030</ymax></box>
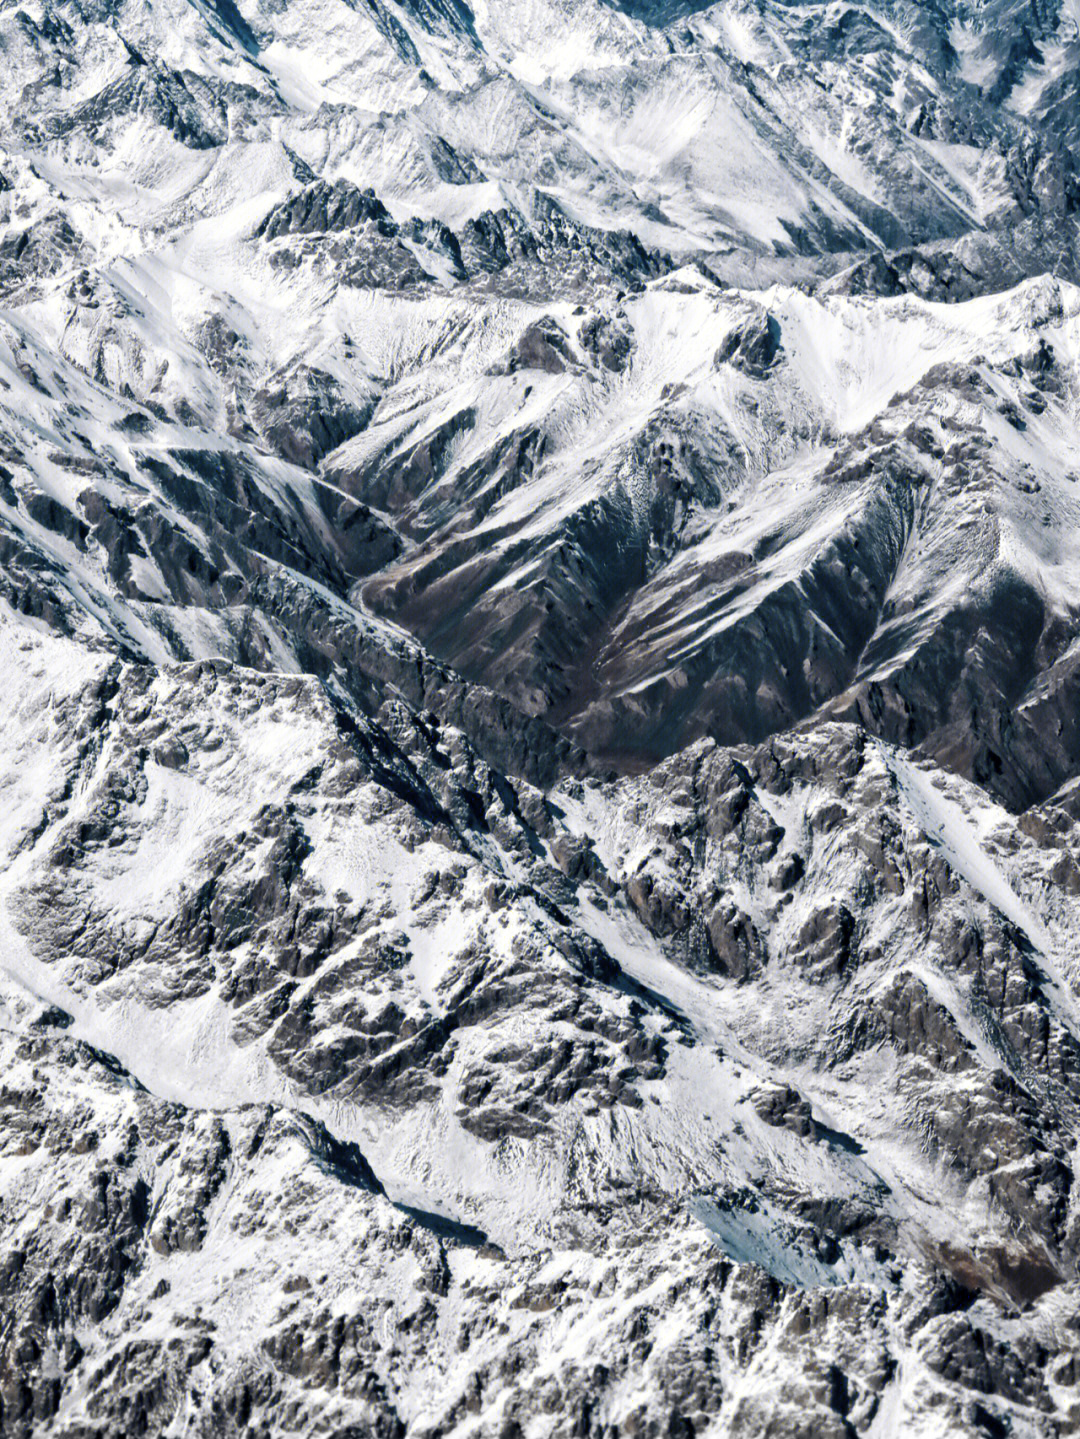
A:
<box><xmin>3</xmin><ymin>0</ymin><xmax>1080</xmax><ymax>1434</ymax></box>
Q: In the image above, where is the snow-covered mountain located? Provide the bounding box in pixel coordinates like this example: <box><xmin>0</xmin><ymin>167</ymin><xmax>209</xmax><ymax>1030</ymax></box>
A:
<box><xmin>3</xmin><ymin>0</ymin><xmax>1080</xmax><ymax>1435</ymax></box>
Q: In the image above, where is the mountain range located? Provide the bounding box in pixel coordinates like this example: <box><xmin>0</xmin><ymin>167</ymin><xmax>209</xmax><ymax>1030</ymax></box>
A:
<box><xmin>2</xmin><ymin>0</ymin><xmax>1080</xmax><ymax>1434</ymax></box>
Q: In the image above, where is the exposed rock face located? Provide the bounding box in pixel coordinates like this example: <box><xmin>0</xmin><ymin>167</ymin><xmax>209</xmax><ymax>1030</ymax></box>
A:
<box><xmin>4</xmin><ymin>0</ymin><xmax>1080</xmax><ymax>1434</ymax></box>
<box><xmin>715</xmin><ymin>308</ymin><xmax>783</xmax><ymax>378</ymax></box>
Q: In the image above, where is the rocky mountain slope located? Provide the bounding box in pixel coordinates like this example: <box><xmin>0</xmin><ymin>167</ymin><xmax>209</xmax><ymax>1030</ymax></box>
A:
<box><xmin>3</xmin><ymin>0</ymin><xmax>1080</xmax><ymax>1434</ymax></box>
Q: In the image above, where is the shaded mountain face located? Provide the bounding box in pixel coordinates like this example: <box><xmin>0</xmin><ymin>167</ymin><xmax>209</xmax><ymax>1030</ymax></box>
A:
<box><xmin>3</xmin><ymin>1</ymin><xmax>1080</xmax><ymax>1437</ymax></box>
